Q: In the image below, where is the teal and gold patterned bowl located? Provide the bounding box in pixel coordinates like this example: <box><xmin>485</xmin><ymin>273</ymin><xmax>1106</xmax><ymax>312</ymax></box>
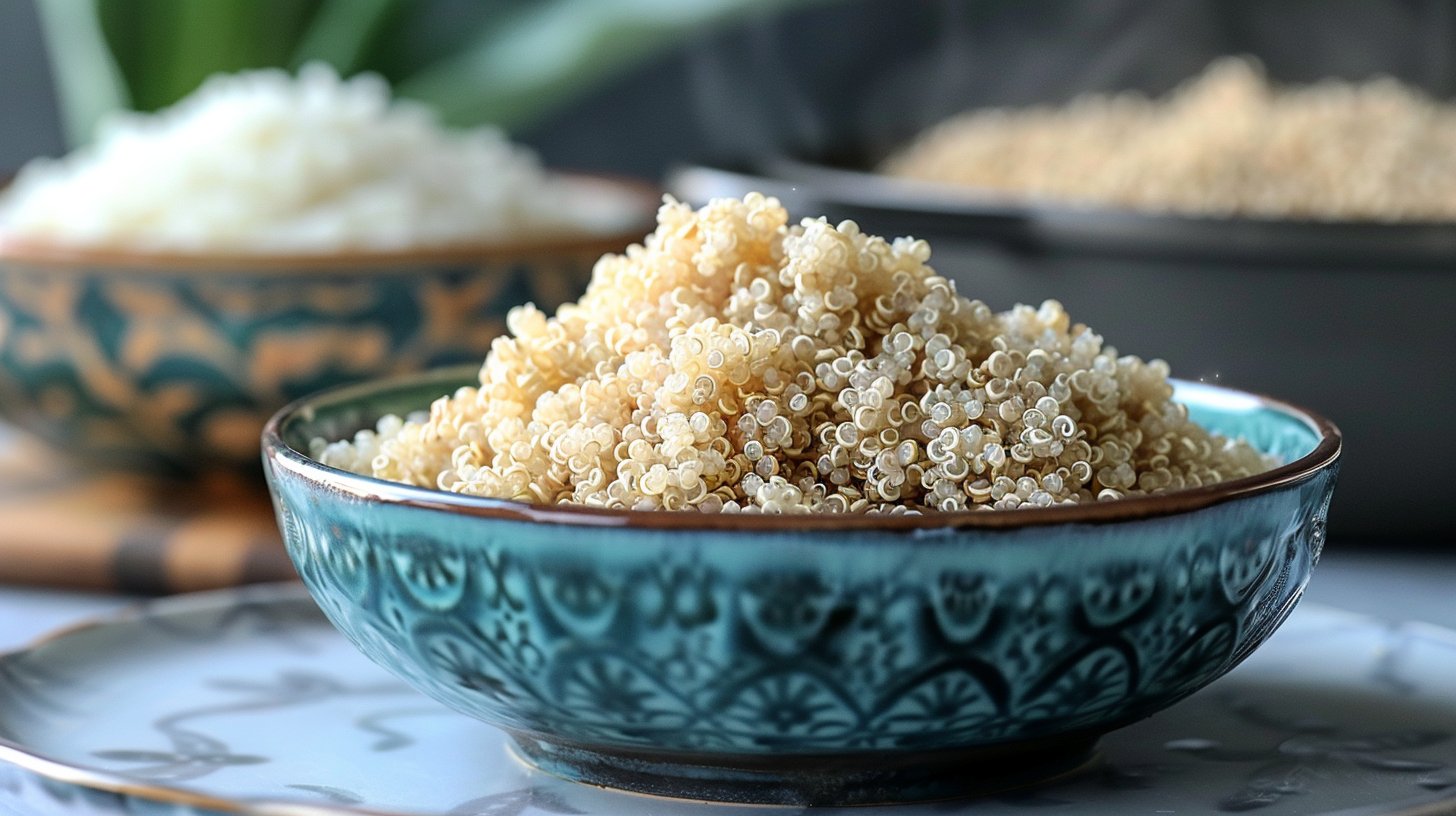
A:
<box><xmin>0</xmin><ymin>178</ymin><xmax>655</xmax><ymax>469</ymax></box>
<box><xmin>263</xmin><ymin>368</ymin><xmax>1341</xmax><ymax>806</ymax></box>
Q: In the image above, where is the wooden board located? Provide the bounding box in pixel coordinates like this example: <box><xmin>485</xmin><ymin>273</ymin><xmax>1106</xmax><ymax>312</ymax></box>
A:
<box><xmin>0</xmin><ymin>426</ymin><xmax>294</xmax><ymax>593</ymax></box>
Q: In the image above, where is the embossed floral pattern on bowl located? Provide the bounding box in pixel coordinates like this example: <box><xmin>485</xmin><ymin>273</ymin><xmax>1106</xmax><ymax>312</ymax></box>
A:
<box><xmin>262</xmin><ymin>369</ymin><xmax>1341</xmax><ymax>806</ymax></box>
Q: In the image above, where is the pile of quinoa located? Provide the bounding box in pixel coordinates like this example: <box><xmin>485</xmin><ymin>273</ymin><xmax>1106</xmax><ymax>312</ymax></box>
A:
<box><xmin>882</xmin><ymin>57</ymin><xmax>1456</xmax><ymax>222</ymax></box>
<box><xmin>313</xmin><ymin>194</ymin><xmax>1271</xmax><ymax>513</ymax></box>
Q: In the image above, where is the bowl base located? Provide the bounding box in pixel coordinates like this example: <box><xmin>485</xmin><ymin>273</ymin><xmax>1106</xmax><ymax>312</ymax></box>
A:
<box><xmin>507</xmin><ymin>732</ymin><xmax>1101</xmax><ymax>806</ymax></box>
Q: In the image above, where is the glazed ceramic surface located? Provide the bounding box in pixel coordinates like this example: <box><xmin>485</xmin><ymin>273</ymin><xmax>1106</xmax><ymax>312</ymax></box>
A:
<box><xmin>1</xmin><ymin>584</ymin><xmax>1452</xmax><ymax>816</ymax></box>
<box><xmin>263</xmin><ymin>370</ymin><xmax>1340</xmax><ymax>805</ymax></box>
<box><xmin>0</xmin><ymin>178</ymin><xmax>654</xmax><ymax>470</ymax></box>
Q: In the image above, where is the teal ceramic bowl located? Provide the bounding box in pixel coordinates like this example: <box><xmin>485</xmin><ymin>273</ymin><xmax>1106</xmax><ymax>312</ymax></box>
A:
<box><xmin>263</xmin><ymin>368</ymin><xmax>1341</xmax><ymax>806</ymax></box>
<box><xmin>0</xmin><ymin>176</ymin><xmax>656</xmax><ymax>470</ymax></box>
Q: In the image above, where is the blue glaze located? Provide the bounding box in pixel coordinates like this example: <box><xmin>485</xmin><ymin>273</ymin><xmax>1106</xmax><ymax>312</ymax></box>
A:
<box><xmin>263</xmin><ymin>371</ymin><xmax>1340</xmax><ymax>805</ymax></box>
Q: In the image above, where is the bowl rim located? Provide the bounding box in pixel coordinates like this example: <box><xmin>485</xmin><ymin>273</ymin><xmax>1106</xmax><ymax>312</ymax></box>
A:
<box><xmin>765</xmin><ymin>157</ymin><xmax>1456</xmax><ymax>229</ymax></box>
<box><xmin>667</xmin><ymin>163</ymin><xmax>1456</xmax><ymax>266</ymax></box>
<box><xmin>262</xmin><ymin>367</ymin><xmax>1342</xmax><ymax>532</ymax></box>
<box><xmin>0</xmin><ymin>173</ymin><xmax>661</xmax><ymax>272</ymax></box>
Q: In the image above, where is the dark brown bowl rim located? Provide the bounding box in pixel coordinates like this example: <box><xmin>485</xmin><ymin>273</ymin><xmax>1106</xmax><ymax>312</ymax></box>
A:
<box><xmin>262</xmin><ymin>368</ymin><xmax>1342</xmax><ymax>532</ymax></box>
<box><xmin>0</xmin><ymin>173</ymin><xmax>661</xmax><ymax>272</ymax></box>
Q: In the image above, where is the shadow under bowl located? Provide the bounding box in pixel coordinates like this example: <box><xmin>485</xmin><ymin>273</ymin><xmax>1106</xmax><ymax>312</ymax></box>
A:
<box><xmin>0</xmin><ymin>175</ymin><xmax>657</xmax><ymax>471</ymax></box>
<box><xmin>263</xmin><ymin>368</ymin><xmax>1340</xmax><ymax>806</ymax></box>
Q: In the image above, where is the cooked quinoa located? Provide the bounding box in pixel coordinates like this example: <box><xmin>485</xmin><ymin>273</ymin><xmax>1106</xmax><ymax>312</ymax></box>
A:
<box><xmin>313</xmin><ymin>194</ymin><xmax>1272</xmax><ymax>513</ymax></box>
<box><xmin>882</xmin><ymin>57</ymin><xmax>1456</xmax><ymax>222</ymax></box>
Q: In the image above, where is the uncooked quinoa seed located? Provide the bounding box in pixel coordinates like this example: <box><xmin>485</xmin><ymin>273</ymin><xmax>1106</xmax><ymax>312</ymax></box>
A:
<box><xmin>313</xmin><ymin>194</ymin><xmax>1272</xmax><ymax>513</ymax></box>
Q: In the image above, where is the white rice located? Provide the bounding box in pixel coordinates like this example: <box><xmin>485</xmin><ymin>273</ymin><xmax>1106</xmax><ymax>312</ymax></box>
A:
<box><xmin>0</xmin><ymin>64</ymin><xmax>641</xmax><ymax>253</ymax></box>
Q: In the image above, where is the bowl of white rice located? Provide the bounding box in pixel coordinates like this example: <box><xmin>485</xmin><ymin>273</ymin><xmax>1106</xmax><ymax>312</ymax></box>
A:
<box><xmin>0</xmin><ymin>65</ymin><xmax>657</xmax><ymax>470</ymax></box>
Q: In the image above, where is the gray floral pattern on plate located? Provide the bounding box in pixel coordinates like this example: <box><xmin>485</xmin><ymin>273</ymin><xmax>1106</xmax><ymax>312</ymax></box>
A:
<box><xmin>1</xmin><ymin>584</ymin><xmax>1454</xmax><ymax>816</ymax></box>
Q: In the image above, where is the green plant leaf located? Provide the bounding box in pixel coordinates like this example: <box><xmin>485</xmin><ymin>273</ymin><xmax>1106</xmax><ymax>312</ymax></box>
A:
<box><xmin>97</xmin><ymin>0</ymin><xmax>321</xmax><ymax>113</ymax></box>
<box><xmin>32</xmin><ymin>0</ymin><xmax>132</xmax><ymax>146</ymax></box>
<box><xmin>394</xmin><ymin>0</ymin><xmax>829</xmax><ymax>130</ymax></box>
<box><xmin>355</xmin><ymin>0</ymin><xmax>526</xmax><ymax>83</ymax></box>
<box><xmin>38</xmin><ymin>0</ymin><xmax>839</xmax><ymax>148</ymax></box>
<box><xmin>290</xmin><ymin>0</ymin><xmax>402</xmax><ymax>74</ymax></box>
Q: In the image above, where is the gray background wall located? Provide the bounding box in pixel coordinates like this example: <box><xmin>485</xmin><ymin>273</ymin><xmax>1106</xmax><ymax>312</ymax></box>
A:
<box><xmin>0</xmin><ymin>1</ymin><xmax>63</xmax><ymax>170</ymax></box>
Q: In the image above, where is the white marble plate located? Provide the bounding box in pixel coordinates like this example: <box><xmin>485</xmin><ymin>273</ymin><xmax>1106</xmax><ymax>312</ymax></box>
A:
<box><xmin>1</xmin><ymin>584</ymin><xmax>1453</xmax><ymax>816</ymax></box>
